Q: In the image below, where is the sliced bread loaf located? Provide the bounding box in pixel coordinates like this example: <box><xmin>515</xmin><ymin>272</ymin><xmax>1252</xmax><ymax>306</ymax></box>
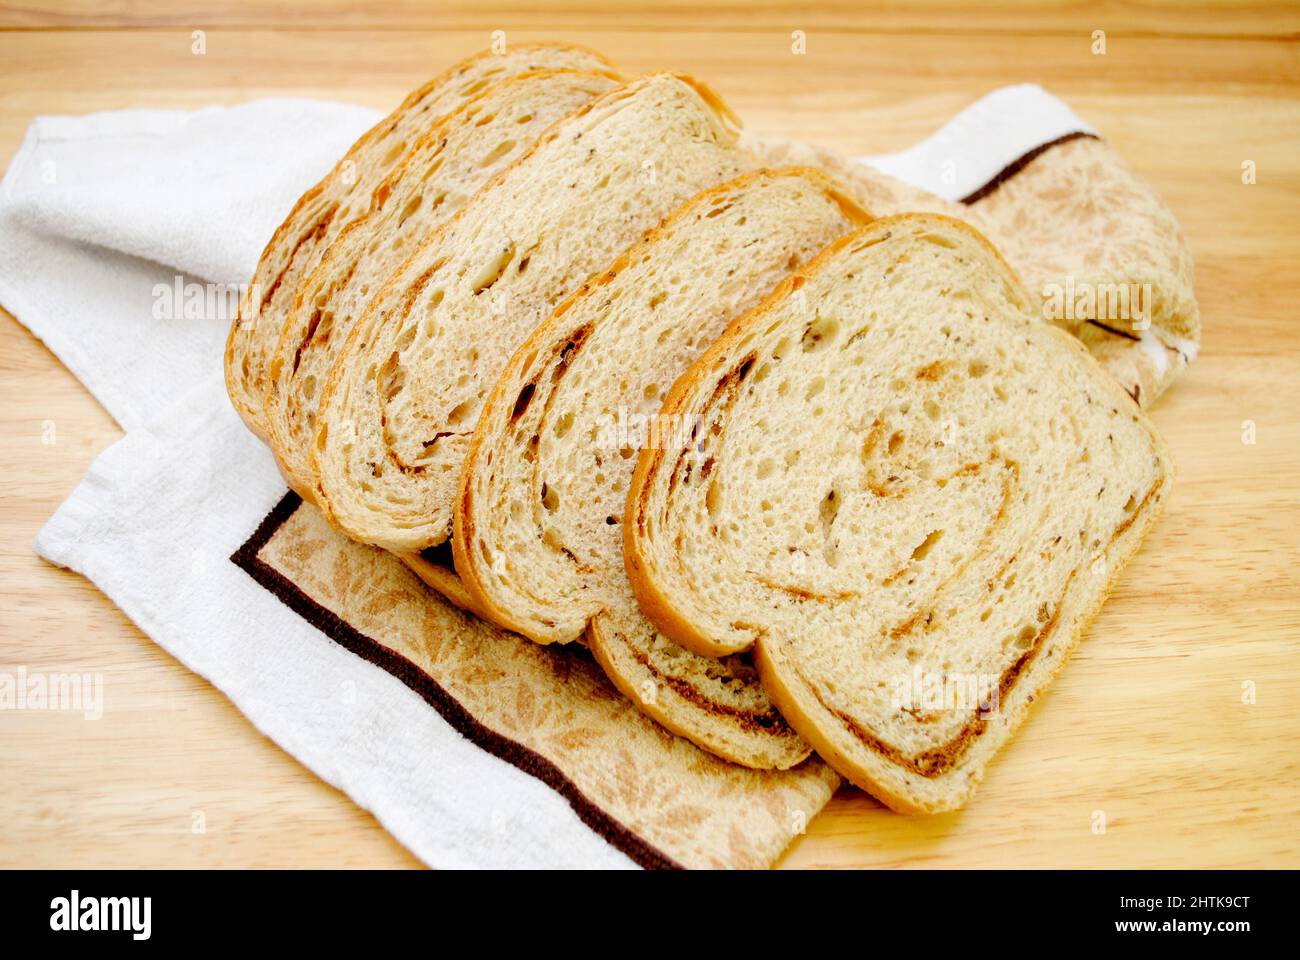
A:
<box><xmin>224</xmin><ymin>42</ymin><xmax>615</xmax><ymax>438</ymax></box>
<box><xmin>624</xmin><ymin>213</ymin><xmax>1172</xmax><ymax>811</ymax></box>
<box><xmin>263</xmin><ymin>68</ymin><xmax>622</xmax><ymax>497</ymax></box>
<box><xmin>313</xmin><ymin>74</ymin><xmax>752</xmax><ymax>552</ymax></box>
<box><xmin>451</xmin><ymin>168</ymin><xmax>871</xmax><ymax>766</ymax></box>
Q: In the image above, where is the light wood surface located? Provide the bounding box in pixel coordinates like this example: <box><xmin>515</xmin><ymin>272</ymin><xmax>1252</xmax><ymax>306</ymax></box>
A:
<box><xmin>1</xmin><ymin>3</ymin><xmax>1298</xmax><ymax>869</ymax></box>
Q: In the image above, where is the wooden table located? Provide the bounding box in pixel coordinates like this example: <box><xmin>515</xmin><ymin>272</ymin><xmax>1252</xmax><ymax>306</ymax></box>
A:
<box><xmin>2</xmin><ymin>2</ymin><xmax>1297</xmax><ymax>869</ymax></box>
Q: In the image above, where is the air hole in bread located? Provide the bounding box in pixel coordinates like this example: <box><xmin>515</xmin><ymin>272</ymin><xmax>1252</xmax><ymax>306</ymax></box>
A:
<box><xmin>480</xmin><ymin>139</ymin><xmax>517</xmax><ymax>167</ymax></box>
<box><xmin>969</xmin><ymin>359</ymin><xmax>988</xmax><ymax>378</ymax></box>
<box><xmin>398</xmin><ymin>193</ymin><xmax>423</xmax><ymax>228</ymax></box>
<box><xmin>382</xmin><ymin>140</ymin><xmax>408</xmax><ymax>167</ymax></box>
<box><xmin>801</xmin><ymin>315</ymin><xmax>839</xmax><ymax>352</ymax></box>
<box><xmin>510</xmin><ymin>382</ymin><xmax>535</xmax><ymax>423</ymax></box>
<box><xmin>648</xmin><ymin>291</ymin><xmax>666</xmax><ymax>309</ymax></box>
<box><xmin>540</xmin><ymin>483</ymin><xmax>559</xmax><ymax>512</ymax></box>
<box><xmin>918</xmin><ymin>232</ymin><xmax>958</xmax><ymax>250</ymax></box>
<box><xmin>819</xmin><ymin>489</ymin><xmax>841</xmax><ymax>565</ymax></box>
<box><xmin>911</xmin><ymin>529</ymin><xmax>943</xmax><ymax>561</ymax></box>
<box><xmin>378</xmin><ymin>352</ymin><xmax>404</xmax><ymax>402</ymax></box>
<box><xmin>705</xmin><ymin>477</ymin><xmax>722</xmax><ymax>517</ymax></box>
<box><xmin>447</xmin><ymin>398</ymin><xmax>475</xmax><ymax>427</ymax></box>
<box><xmin>1013</xmin><ymin>624</ymin><xmax>1037</xmax><ymax>650</ymax></box>
<box><xmin>554</xmin><ymin>411</ymin><xmax>574</xmax><ymax>439</ymax></box>
<box><xmin>472</xmin><ymin>243</ymin><xmax>516</xmax><ymax>295</ymax></box>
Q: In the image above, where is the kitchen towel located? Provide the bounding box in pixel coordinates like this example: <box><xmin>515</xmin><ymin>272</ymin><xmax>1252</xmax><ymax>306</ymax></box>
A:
<box><xmin>0</xmin><ymin>82</ymin><xmax>1097</xmax><ymax>868</ymax></box>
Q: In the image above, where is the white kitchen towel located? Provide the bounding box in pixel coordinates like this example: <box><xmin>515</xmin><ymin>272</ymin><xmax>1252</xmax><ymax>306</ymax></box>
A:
<box><xmin>0</xmin><ymin>83</ymin><xmax>1092</xmax><ymax>868</ymax></box>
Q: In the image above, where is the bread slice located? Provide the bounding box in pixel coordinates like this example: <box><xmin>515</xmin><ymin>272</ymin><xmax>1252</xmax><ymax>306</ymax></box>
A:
<box><xmin>313</xmin><ymin>73</ymin><xmax>752</xmax><ymax>552</ymax></box>
<box><xmin>450</xmin><ymin>168</ymin><xmax>871</xmax><ymax>766</ymax></box>
<box><xmin>223</xmin><ymin>42</ymin><xmax>616</xmax><ymax>438</ymax></box>
<box><xmin>625</xmin><ymin>213</ymin><xmax>1173</xmax><ymax>812</ymax></box>
<box><xmin>262</xmin><ymin>68</ymin><xmax>622</xmax><ymax>497</ymax></box>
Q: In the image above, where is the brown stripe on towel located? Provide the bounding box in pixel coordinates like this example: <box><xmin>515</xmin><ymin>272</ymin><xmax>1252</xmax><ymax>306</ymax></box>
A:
<box><xmin>231</xmin><ymin>490</ymin><xmax>684</xmax><ymax>871</ymax></box>
<box><xmin>960</xmin><ymin>131</ymin><xmax>1100</xmax><ymax>205</ymax></box>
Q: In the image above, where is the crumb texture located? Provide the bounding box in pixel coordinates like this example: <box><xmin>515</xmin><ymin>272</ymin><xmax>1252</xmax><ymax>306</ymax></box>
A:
<box><xmin>627</xmin><ymin>214</ymin><xmax>1171</xmax><ymax>811</ymax></box>
<box><xmin>316</xmin><ymin>74</ymin><xmax>751</xmax><ymax>551</ymax></box>
<box><xmin>456</xmin><ymin>169</ymin><xmax>869</xmax><ymax>767</ymax></box>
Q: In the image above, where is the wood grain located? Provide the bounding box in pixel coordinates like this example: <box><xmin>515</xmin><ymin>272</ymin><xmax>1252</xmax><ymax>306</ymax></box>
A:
<box><xmin>1</xmin><ymin>4</ymin><xmax>1297</xmax><ymax>869</ymax></box>
<box><xmin>2</xmin><ymin>1</ymin><xmax>1295</xmax><ymax>37</ymax></box>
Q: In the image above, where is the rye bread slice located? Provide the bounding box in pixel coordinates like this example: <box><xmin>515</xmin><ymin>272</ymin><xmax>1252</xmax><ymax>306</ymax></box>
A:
<box><xmin>625</xmin><ymin>213</ymin><xmax>1173</xmax><ymax>811</ymax></box>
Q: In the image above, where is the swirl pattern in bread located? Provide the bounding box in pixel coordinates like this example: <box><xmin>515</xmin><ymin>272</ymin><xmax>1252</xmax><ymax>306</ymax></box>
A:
<box><xmin>625</xmin><ymin>213</ymin><xmax>1172</xmax><ymax>811</ymax></box>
